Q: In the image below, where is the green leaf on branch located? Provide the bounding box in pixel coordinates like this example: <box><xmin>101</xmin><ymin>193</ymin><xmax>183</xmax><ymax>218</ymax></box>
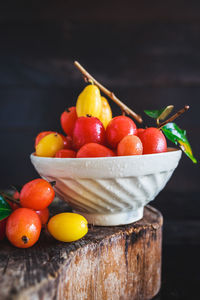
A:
<box><xmin>144</xmin><ymin>108</ymin><xmax>166</xmax><ymax>119</ymax></box>
<box><xmin>144</xmin><ymin>105</ymin><xmax>174</xmax><ymax>123</ymax></box>
<box><xmin>162</xmin><ymin>122</ymin><xmax>197</xmax><ymax>163</ymax></box>
<box><xmin>0</xmin><ymin>194</ymin><xmax>12</xmax><ymax>221</ymax></box>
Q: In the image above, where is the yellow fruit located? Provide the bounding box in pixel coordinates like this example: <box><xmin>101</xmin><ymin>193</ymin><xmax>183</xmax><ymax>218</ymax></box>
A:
<box><xmin>76</xmin><ymin>85</ymin><xmax>102</xmax><ymax>118</ymax></box>
<box><xmin>47</xmin><ymin>213</ymin><xmax>88</xmax><ymax>242</ymax></box>
<box><xmin>36</xmin><ymin>133</ymin><xmax>64</xmax><ymax>157</ymax></box>
<box><xmin>99</xmin><ymin>96</ymin><xmax>112</xmax><ymax>128</ymax></box>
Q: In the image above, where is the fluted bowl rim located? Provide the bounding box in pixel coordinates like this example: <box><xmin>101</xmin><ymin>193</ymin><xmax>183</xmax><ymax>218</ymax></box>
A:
<box><xmin>30</xmin><ymin>148</ymin><xmax>182</xmax><ymax>179</ymax></box>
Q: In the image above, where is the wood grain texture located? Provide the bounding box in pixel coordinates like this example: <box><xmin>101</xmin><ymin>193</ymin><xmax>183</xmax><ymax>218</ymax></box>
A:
<box><xmin>0</xmin><ymin>204</ymin><xmax>162</xmax><ymax>300</ymax></box>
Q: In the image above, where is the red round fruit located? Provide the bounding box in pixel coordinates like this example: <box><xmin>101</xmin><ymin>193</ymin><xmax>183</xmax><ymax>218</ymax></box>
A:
<box><xmin>0</xmin><ymin>218</ymin><xmax>8</xmax><ymax>241</ymax></box>
<box><xmin>73</xmin><ymin>116</ymin><xmax>106</xmax><ymax>150</ymax></box>
<box><xmin>117</xmin><ymin>135</ymin><xmax>143</xmax><ymax>156</ymax></box>
<box><xmin>20</xmin><ymin>179</ymin><xmax>55</xmax><ymax>210</ymax></box>
<box><xmin>35</xmin><ymin>208</ymin><xmax>49</xmax><ymax>225</ymax></box>
<box><xmin>137</xmin><ymin>128</ymin><xmax>145</xmax><ymax>136</ymax></box>
<box><xmin>55</xmin><ymin>149</ymin><xmax>76</xmax><ymax>158</ymax></box>
<box><xmin>60</xmin><ymin>107</ymin><xmax>78</xmax><ymax>137</ymax></box>
<box><xmin>77</xmin><ymin>143</ymin><xmax>115</xmax><ymax>158</ymax></box>
<box><xmin>137</xmin><ymin>127</ymin><xmax>167</xmax><ymax>154</ymax></box>
<box><xmin>6</xmin><ymin>208</ymin><xmax>41</xmax><ymax>248</ymax></box>
<box><xmin>59</xmin><ymin>134</ymin><xmax>73</xmax><ymax>149</ymax></box>
<box><xmin>106</xmin><ymin>116</ymin><xmax>137</xmax><ymax>149</ymax></box>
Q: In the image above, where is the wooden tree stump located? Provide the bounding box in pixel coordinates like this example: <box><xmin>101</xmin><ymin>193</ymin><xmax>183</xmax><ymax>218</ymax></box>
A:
<box><xmin>0</xmin><ymin>204</ymin><xmax>163</xmax><ymax>300</ymax></box>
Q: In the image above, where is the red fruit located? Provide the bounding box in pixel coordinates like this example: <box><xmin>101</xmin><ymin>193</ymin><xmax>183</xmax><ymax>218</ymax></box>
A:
<box><xmin>73</xmin><ymin>116</ymin><xmax>106</xmax><ymax>150</ymax></box>
<box><xmin>55</xmin><ymin>149</ymin><xmax>76</xmax><ymax>158</ymax></box>
<box><xmin>20</xmin><ymin>179</ymin><xmax>55</xmax><ymax>210</ymax></box>
<box><xmin>137</xmin><ymin>127</ymin><xmax>167</xmax><ymax>154</ymax></box>
<box><xmin>35</xmin><ymin>131</ymin><xmax>52</xmax><ymax>149</ymax></box>
<box><xmin>0</xmin><ymin>218</ymin><xmax>8</xmax><ymax>241</ymax></box>
<box><xmin>60</xmin><ymin>107</ymin><xmax>78</xmax><ymax>137</ymax></box>
<box><xmin>117</xmin><ymin>135</ymin><xmax>143</xmax><ymax>156</ymax></box>
<box><xmin>106</xmin><ymin>116</ymin><xmax>137</xmax><ymax>149</ymax></box>
<box><xmin>77</xmin><ymin>143</ymin><xmax>115</xmax><ymax>158</ymax></box>
<box><xmin>6</xmin><ymin>208</ymin><xmax>41</xmax><ymax>248</ymax></box>
<box><xmin>35</xmin><ymin>208</ymin><xmax>49</xmax><ymax>225</ymax></box>
<box><xmin>59</xmin><ymin>134</ymin><xmax>73</xmax><ymax>149</ymax></box>
<box><xmin>137</xmin><ymin>128</ymin><xmax>145</xmax><ymax>136</ymax></box>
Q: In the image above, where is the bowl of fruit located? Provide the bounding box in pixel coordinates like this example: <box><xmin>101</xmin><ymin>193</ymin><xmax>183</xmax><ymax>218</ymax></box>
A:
<box><xmin>31</xmin><ymin>62</ymin><xmax>196</xmax><ymax>226</ymax></box>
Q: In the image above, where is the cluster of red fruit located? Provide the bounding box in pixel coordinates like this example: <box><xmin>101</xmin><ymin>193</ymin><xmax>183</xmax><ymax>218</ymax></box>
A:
<box><xmin>0</xmin><ymin>179</ymin><xmax>55</xmax><ymax>248</ymax></box>
<box><xmin>35</xmin><ymin>106</ymin><xmax>167</xmax><ymax>158</ymax></box>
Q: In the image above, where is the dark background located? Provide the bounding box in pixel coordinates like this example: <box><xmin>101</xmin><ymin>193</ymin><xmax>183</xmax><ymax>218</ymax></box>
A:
<box><xmin>0</xmin><ymin>1</ymin><xmax>200</xmax><ymax>299</ymax></box>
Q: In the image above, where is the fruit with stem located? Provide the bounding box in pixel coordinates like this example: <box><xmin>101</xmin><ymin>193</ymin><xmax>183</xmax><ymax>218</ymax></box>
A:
<box><xmin>73</xmin><ymin>116</ymin><xmax>106</xmax><ymax>150</ymax></box>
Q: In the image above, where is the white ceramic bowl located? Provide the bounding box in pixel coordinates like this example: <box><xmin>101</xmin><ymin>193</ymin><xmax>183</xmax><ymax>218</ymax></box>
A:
<box><xmin>30</xmin><ymin>148</ymin><xmax>181</xmax><ymax>226</ymax></box>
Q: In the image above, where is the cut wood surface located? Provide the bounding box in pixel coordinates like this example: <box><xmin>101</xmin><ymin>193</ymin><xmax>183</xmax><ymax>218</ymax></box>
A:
<box><xmin>0</xmin><ymin>203</ymin><xmax>162</xmax><ymax>300</ymax></box>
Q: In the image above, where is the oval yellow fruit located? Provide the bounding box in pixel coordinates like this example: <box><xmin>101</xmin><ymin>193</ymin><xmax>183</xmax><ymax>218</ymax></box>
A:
<box><xmin>76</xmin><ymin>85</ymin><xmax>102</xmax><ymax>118</ymax></box>
<box><xmin>47</xmin><ymin>213</ymin><xmax>88</xmax><ymax>242</ymax></box>
<box><xmin>99</xmin><ymin>96</ymin><xmax>112</xmax><ymax>128</ymax></box>
<box><xmin>36</xmin><ymin>133</ymin><xmax>64</xmax><ymax>157</ymax></box>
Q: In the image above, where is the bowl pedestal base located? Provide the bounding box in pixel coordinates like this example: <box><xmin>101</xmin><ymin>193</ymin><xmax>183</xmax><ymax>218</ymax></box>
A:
<box><xmin>76</xmin><ymin>206</ymin><xmax>144</xmax><ymax>226</ymax></box>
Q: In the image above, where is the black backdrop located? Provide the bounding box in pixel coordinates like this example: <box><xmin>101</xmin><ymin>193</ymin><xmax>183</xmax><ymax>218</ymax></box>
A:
<box><xmin>0</xmin><ymin>0</ymin><xmax>200</xmax><ymax>233</ymax></box>
<box><xmin>0</xmin><ymin>2</ymin><xmax>200</xmax><ymax>296</ymax></box>
<box><xmin>1</xmin><ymin>0</ymin><xmax>200</xmax><ymax>232</ymax></box>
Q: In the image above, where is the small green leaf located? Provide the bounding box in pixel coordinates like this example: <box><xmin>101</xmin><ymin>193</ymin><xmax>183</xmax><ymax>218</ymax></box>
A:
<box><xmin>144</xmin><ymin>105</ymin><xmax>174</xmax><ymax>123</ymax></box>
<box><xmin>0</xmin><ymin>195</ymin><xmax>12</xmax><ymax>221</ymax></box>
<box><xmin>144</xmin><ymin>108</ymin><xmax>165</xmax><ymax>119</ymax></box>
<box><xmin>162</xmin><ymin>122</ymin><xmax>197</xmax><ymax>163</ymax></box>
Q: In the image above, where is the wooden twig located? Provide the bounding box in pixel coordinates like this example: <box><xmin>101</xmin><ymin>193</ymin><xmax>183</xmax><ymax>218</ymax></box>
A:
<box><xmin>0</xmin><ymin>191</ymin><xmax>20</xmax><ymax>206</ymax></box>
<box><xmin>74</xmin><ymin>61</ymin><xmax>143</xmax><ymax>123</ymax></box>
<box><xmin>158</xmin><ymin>105</ymin><xmax>189</xmax><ymax>129</ymax></box>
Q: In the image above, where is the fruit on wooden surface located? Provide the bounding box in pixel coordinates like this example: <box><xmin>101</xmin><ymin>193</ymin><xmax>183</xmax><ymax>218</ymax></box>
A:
<box><xmin>35</xmin><ymin>208</ymin><xmax>49</xmax><ymax>225</ymax></box>
<box><xmin>73</xmin><ymin>116</ymin><xmax>106</xmax><ymax>150</ymax></box>
<box><xmin>99</xmin><ymin>96</ymin><xmax>112</xmax><ymax>129</ymax></box>
<box><xmin>76</xmin><ymin>85</ymin><xmax>102</xmax><ymax>118</ymax></box>
<box><xmin>117</xmin><ymin>135</ymin><xmax>143</xmax><ymax>156</ymax></box>
<box><xmin>137</xmin><ymin>127</ymin><xmax>167</xmax><ymax>154</ymax></box>
<box><xmin>20</xmin><ymin>179</ymin><xmax>55</xmax><ymax>210</ymax></box>
<box><xmin>106</xmin><ymin>116</ymin><xmax>137</xmax><ymax>149</ymax></box>
<box><xmin>60</xmin><ymin>107</ymin><xmax>77</xmax><ymax>137</ymax></box>
<box><xmin>36</xmin><ymin>133</ymin><xmax>64</xmax><ymax>157</ymax></box>
<box><xmin>77</xmin><ymin>143</ymin><xmax>115</xmax><ymax>158</ymax></box>
<box><xmin>6</xmin><ymin>208</ymin><xmax>41</xmax><ymax>248</ymax></box>
<box><xmin>48</xmin><ymin>212</ymin><xmax>88</xmax><ymax>242</ymax></box>
<box><xmin>55</xmin><ymin>149</ymin><xmax>76</xmax><ymax>158</ymax></box>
